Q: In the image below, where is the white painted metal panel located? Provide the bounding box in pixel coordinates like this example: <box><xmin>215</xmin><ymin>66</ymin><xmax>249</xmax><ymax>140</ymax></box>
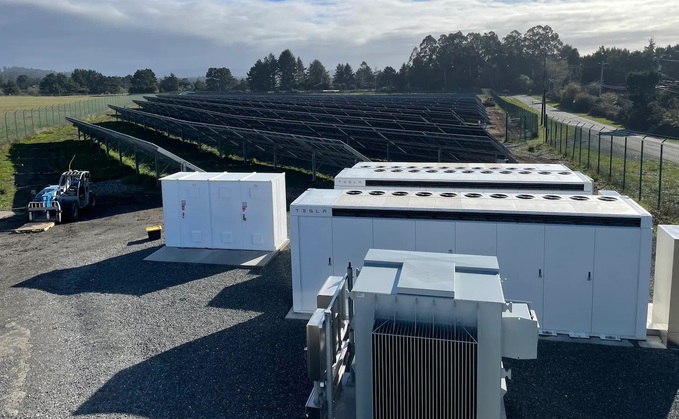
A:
<box><xmin>497</xmin><ymin>224</ymin><xmax>545</xmax><ymax>320</ymax></box>
<box><xmin>209</xmin><ymin>181</ymin><xmax>243</xmax><ymax>249</ymax></box>
<box><xmin>240</xmin><ymin>181</ymin><xmax>274</xmax><ymax>250</ymax></box>
<box><xmin>456</xmin><ymin>222</ymin><xmax>497</xmax><ymax>256</ymax></box>
<box><xmin>373</xmin><ymin>219</ymin><xmax>416</xmax><ymax>251</ymax></box>
<box><xmin>543</xmin><ymin>225</ymin><xmax>595</xmax><ymax>334</ymax></box>
<box><xmin>295</xmin><ymin>216</ymin><xmax>333</xmax><ymax>313</ymax></box>
<box><xmin>415</xmin><ymin>220</ymin><xmax>455</xmax><ymax>253</ymax></box>
<box><xmin>332</xmin><ymin>217</ymin><xmax>373</xmax><ymax>276</ymax></box>
<box><xmin>161</xmin><ymin>178</ymin><xmax>181</xmax><ymax>247</ymax></box>
<box><xmin>178</xmin><ymin>176</ymin><xmax>212</xmax><ymax>248</ymax></box>
<box><xmin>591</xmin><ymin>227</ymin><xmax>641</xmax><ymax>337</ymax></box>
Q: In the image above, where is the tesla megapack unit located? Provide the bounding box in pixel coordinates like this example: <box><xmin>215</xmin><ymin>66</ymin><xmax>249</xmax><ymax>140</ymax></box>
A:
<box><xmin>290</xmin><ymin>189</ymin><xmax>652</xmax><ymax>340</ymax></box>
<box><xmin>652</xmin><ymin>225</ymin><xmax>679</xmax><ymax>347</ymax></box>
<box><xmin>161</xmin><ymin>172</ymin><xmax>287</xmax><ymax>251</ymax></box>
<box><xmin>351</xmin><ymin>162</ymin><xmax>571</xmax><ymax>171</ymax></box>
<box><xmin>334</xmin><ymin>166</ymin><xmax>593</xmax><ymax>194</ymax></box>
<box><xmin>352</xmin><ymin>249</ymin><xmax>537</xmax><ymax>419</ymax></box>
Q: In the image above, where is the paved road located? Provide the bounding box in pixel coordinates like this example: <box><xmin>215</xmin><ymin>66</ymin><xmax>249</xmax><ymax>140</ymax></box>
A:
<box><xmin>513</xmin><ymin>95</ymin><xmax>679</xmax><ymax>165</ymax></box>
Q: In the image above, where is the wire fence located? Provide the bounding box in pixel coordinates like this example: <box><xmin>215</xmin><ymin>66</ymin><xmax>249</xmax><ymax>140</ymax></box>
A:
<box><xmin>542</xmin><ymin>117</ymin><xmax>679</xmax><ymax>216</ymax></box>
<box><xmin>487</xmin><ymin>89</ymin><xmax>539</xmax><ymax>141</ymax></box>
<box><xmin>0</xmin><ymin>95</ymin><xmax>143</xmax><ymax>146</ymax></box>
<box><xmin>492</xmin><ymin>93</ymin><xmax>679</xmax><ymax>218</ymax></box>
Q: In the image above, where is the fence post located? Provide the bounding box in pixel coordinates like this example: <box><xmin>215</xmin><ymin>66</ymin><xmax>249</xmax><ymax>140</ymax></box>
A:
<box><xmin>609</xmin><ymin>134</ymin><xmax>613</xmax><ymax>180</ymax></box>
<box><xmin>622</xmin><ymin>137</ymin><xmax>628</xmax><ymax>191</ymax></box>
<box><xmin>13</xmin><ymin>111</ymin><xmax>18</xmax><ymax>141</ymax></box>
<box><xmin>51</xmin><ymin>105</ymin><xmax>55</xmax><ymax>126</ymax></box>
<box><xmin>22</xmin><ymin>109</ymin><xmax>27</xmax><ymax>138</ymax></box>
<box><xmin>586</xmin><ymin>125</ymin><xmax>594</xmax><ymax>169</ymax></box>
<box><xmin>597</xmin><ymin>132</ymin><xmax>602</xmax><ymax>174</ymax></box>
<box><xmin>30</xmin><ymin>109</ymin><xmax>35</xmax><ymax>134</ymax></box>
<box><xmin>658</xmin><ymin>141</ymin><xmax>666</xmax><ymax>209</ymax></box>
<box><xmin>639</xmin><ymin>140</ymin><xmax>644</xmax><ymax>202</ymax></box>
<box><xmin>505</xmin><ymin>111</ymin><xmax>509</xmax><ymax>142</ymax></box>
<box><xmin>578</xmin><ymin>125</ymin><xmax>583</xmax><ymax>165</ymax></box>
<box><xmin>4</xmin><ymin>112</ymin><xmax>9</xmax><ymax>144</ymax></box>
<box><xmin>572</xmin><ymin>123</ymin><xmax>579</xmax><ymax>160</ymax></box>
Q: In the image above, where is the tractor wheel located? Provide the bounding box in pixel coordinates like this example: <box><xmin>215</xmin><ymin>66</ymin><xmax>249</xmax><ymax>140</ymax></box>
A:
<box><xmin>89</xmin><ymin>193</ymin><xmax>96</xmax><ymax>208</ymax></box>
<box><xmin>70</xmin><ymin>203</ymin><xmax>80</xmax><ymax>222</ymax></box>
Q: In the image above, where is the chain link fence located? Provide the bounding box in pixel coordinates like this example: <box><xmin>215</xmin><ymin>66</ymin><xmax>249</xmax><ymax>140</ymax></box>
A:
<box><xmin>486</xmin><ymin>89</ymin><xmax>539</xmax><ymax>141</ymax></box>
<box><xmin>543</xmin><ymin>117</ymin><xmax>679</xmax><ymax>217</ymax></box>
<box><xmin>490</xmin><ymin>93</ymin><xmax>679</xmax><ymax>219</ymax></box>
<box><xmin>0</xmin><ymin>95</ymin><xmax>143</xmax><ymax>146</ymax></box>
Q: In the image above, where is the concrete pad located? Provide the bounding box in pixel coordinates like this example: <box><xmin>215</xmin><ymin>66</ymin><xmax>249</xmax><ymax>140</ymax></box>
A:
<box><xmin>144</xmin><ymin>240</ymin><xmax>289</xmax><ymax>267</ymax></box>
<box><xmin>638</xmin><ymin>335</ymin><xmax>667</xmax><ymax>349</ymax></box>
<box><xmin>539</xmin><ymin>334</ymin><xmax>635</xmax><ymax>347</ymax></box>
<box><xmin>285</xmin><ymin>307</ymin><xmax>313</xmax><ymax>321</ymax></box>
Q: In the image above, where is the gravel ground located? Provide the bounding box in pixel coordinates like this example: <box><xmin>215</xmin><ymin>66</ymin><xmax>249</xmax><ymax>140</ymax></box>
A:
<box><xmin>1</xmin><ymin>184</ymin><xmax>678</xmax><ymax>419</ymax></box>
<box><xmin>0</xmin><ymin>195</ymin><xmax>308</xmax><ymax>418</ymax></box>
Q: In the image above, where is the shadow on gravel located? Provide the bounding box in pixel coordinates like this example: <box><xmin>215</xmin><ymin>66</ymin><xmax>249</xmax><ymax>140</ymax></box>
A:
<box><xmin>74</xmin><ymin>314</ymin><xmax>308</xmax><ymax>418</ymax></box>
<box><xmin>13</xmin><ymin>247</ymin><xmax>230</xmax><ymax>296</ymax></box>
<box><xmin>504</xmin><ymin>340</ymin><xmax>679</xmax><ymax>418</ymax></box>
<box><xmin>207</xmin><ymin>253</ymin><xmax>293</xmax><ymax>316</ymax></box>
<box><xmin>74</xmin><ymin>249</ymin><xmax>308</xmax><ymax>418</ymax></box>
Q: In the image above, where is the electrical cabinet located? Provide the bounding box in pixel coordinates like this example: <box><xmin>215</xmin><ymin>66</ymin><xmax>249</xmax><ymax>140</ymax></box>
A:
<box><xmin>335</xmin><ymin>164</ymin><xmax>593</xmax><ymax>194</ymax></box>
<box><xmin>160</xmin><ymin>172</ymin><xmax>287</xmax><ymax>251</ymax></box>
<box><xmin>290</xmin><ymin>188</ymin><xmax>652</xmax><ymax>340</ymax></box>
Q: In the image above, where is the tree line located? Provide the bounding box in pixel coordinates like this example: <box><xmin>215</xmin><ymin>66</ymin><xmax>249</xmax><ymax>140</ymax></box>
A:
<box><xmin>2</xmin><ymin>25</ymin><xmax>678</xmax><ymax>134</ymax></box>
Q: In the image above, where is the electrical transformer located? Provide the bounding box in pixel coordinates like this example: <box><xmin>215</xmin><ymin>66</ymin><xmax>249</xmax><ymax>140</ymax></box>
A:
<box><xmin>304</xmin><ymin>249</ymin><xmax>539</xmax><ymax>419</ymax></box>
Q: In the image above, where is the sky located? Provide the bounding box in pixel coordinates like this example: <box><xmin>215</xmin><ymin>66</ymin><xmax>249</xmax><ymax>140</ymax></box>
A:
<box><xmin>0</xmin><ymin>0</ymin><xmax>676</xmax><ymax>78</ymax></box>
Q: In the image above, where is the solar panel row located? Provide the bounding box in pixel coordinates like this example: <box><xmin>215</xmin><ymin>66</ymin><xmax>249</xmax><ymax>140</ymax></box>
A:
<box><xmin>109</xmin><ymin>105</ymin><xmax>370</xmax><ymax>171</ymax></box>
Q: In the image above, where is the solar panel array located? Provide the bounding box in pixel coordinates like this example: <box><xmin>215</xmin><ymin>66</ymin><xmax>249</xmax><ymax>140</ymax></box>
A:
<box><xmin>111</xmin><ymin>93</ymin><xmax>514</xmax><ymax>172</ymax></box>
<box><xmin>66</xmin><ymin>117</ymin><xmax>205</xmax><ymax>174</ymax></box>
<box><xmin>109</xmin><ymin>105</ymin><xmax>369</xmax><ymax>171</ymax></box>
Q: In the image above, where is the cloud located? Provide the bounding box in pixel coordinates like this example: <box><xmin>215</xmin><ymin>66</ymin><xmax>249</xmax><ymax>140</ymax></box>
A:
<box><xmin>0</xmin><ymin>0</ymin><xmax>675</xmax><ymax>76</ymax></box>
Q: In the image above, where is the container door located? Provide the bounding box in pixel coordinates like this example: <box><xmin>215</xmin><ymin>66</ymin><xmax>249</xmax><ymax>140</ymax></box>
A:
<box><xmin>373</xmin><ymin>219</ymin><xmax>416</xmax><ymax>251</ymax></box>
<box><xmin>179</xmin><ymin>180</ymin><xmax>212</xmax><ymax>248</ymax></box>
<box><xmin>161</xmin><ymin>180</ymin><xmax>180</xmax><ymax>247</ymax></box>
<box><xmin>296</xmin><ymin>217</ymin><xmax>333</xmax><ymax>313</ymax></box>
<box><xmin>209</xmin><ymin>182</ymin><xmax>243</xmax><ymax>249</ymax></box>
<box><xmin>332</xmin><ymin>217</ymin><xmax>374</xmax><ymax>276</ymax></box>
<box><xmin>456</xmin><ymin>221</ymin><xmax>497</xmax><ymax>256</ymax></box>
<box><xmin>591</xmin><ymin>227</ymin><xmax>641</xmax><ymax>338</ymax></box>
<box><xmin>240</xmin><ymin>182</ymin><xmax>274</xmax><ymax>250</ymax></box>
<box><xmin>415</xmin><ymin>220</ymin><xmax>456</xmax><ymax>254</ymax></box>
<box><xmin>497</xmin><ymin>224</ymin><xmax>545</xmax><ymax>321</ymax></box>
<box><xmin>543</xmin><ymin>225</ymin><xmax>595</xmax><ymax>334</ymax></box>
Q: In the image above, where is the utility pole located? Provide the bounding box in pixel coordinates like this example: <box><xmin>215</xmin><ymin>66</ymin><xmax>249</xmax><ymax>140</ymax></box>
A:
<box><xmin>598</xmin><ymin>61</ymin><xmax>607</xmax><ymax>96</ymax></box>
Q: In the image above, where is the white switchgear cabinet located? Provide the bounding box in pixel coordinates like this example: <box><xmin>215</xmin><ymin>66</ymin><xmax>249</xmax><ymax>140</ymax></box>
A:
<box><xmin>290</xmin><ymin>188</ymin><xmax>652</xmax><ymax>339</ymax></box>
<box><xmin>335</xmin><ymin>166</ymin><xmax>593</xmax><ymax>194</ymax></box>
<box><xmin>161</xmin><ymin>172</ymin><xmax>287</xmax><ymax>251</ymax></box>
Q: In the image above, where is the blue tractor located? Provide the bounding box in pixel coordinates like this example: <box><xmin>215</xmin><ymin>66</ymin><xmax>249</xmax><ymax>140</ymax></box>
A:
<box><xmin>27</xmin><ymin>170</ymin><xmax>96</xmax><ymax>223</ymax></box>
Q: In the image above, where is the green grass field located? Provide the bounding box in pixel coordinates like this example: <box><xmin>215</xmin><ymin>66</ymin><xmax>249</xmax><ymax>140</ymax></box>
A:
<box><xmin>0</xmin><ymin>95</ymin><xmax>98</xmax><ymax>113</ymax></box>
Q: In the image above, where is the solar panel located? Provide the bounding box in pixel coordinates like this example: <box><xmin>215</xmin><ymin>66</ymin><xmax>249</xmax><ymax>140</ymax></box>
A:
<box><xmin>133</xmin><ymin>99</ymin><xmax>512</xmax><ymax>163</ymax></box>
<box><xmin>65</xmin><ymin>117</ymin><xmax>205</xmax><ymax>173</ymax></box>
<box><xmin>109</xmin><ymin>106</ymin><xmax>370</xmax><ymax>171</ymax></box>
